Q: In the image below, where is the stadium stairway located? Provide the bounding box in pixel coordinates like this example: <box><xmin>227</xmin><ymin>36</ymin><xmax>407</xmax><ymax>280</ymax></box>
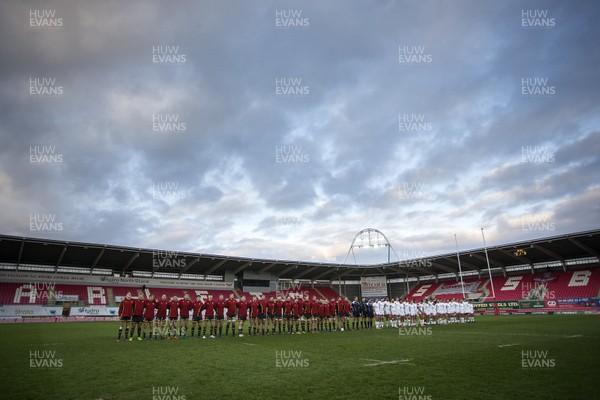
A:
<box><xmin>46</xmin><ymin>288</ymin><xmax>56</xmax><ymax>306</ymax></box>
<box><xmin>478</xmin><ymin>280</ymin><xmax>490</xmax><ymax>302</ymax></box>
<box><xmin>106</xmin><ymin>287</ymin><xmax>116</xmax><ymax>306</ymax></box>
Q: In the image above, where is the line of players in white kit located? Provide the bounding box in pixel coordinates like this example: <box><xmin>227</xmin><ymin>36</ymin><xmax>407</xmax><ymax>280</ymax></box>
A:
<box><xmin>369</xmin><ymin>298</ymin><xmax>475</xmax><ymax>328</ymax></box>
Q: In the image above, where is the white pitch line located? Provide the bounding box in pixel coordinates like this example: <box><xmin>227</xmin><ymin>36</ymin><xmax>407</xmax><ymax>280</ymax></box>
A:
<box><xmin>566</xmin><ymin>335</ymin><xmax>583</xmax><ymax>338</ymax></box>
<box><xmin>498</xmin><ymin>343</ymin><xmax>520</xmax><ymax>348</ymax></box>
<box><xmin>362</xmin><ymin>358</ymin><xmax>413</xmax><ymax>367</ymax></box>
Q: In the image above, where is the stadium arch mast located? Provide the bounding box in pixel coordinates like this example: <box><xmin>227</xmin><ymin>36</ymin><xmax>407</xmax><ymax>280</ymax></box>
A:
<box><xmin>343</xmin><ymin>228</ymin><xmax>399</xmax><ymax>264</ymax></box>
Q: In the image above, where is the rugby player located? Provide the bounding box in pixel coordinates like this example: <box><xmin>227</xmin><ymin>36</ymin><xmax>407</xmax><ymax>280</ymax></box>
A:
<box><xmin>334</xmin><ymin>297</ymin><xmax>342</xmax><ymax>330</ymax></box>
<box><xmin>190</xmin><ymin>295</ymin><xmax>204</xmax><ymax>338</ymax></box>
<box><xmin>266</xmin><ymin>296</ymin><xmax>276</xmax><ymax>335</ymax></box>
<box><xmin>283</xmin><ymin>296</ymin><xmax>293</xmax><ymax>334</ymax></box>
<box><xmin>237</xmin><ymin>295</ymin><xmax>249</xmax><ymax>337</ymax></box>
<box><xmin>309</xmin><ymin>296</ymin><xmax>319</xmax><ymax>333</ymax></box>
<box><xmin>273</xmin><ymin>295</ymin><xmax>283</xmax><ymax>334</ymax></box>
<box><xmin>316</xmin><ymin>299</ymin><xmax>324</xmax><ymax>332</ymax></box>
<box><xmin>154</xmin><ymin>294</ymin><xmax>169</xmax><ymax>339</ymax></box>
<box><xmin>328</xmin><ymin>298</ymin><xmax>337</xmax><ymax>331</ymax></box>
<box><xmin>383</xmin><ymin>297</ymin><xmax>391</xmax><ymax>328</ymax></box>
<box><xmin>248</xmin><ymin>296</ymin><xmax>260</xmax><ymax>336</ymax></box>
<box><xmin>373</xmin><ymin>299</ymin><xmax>382</xmax><ymax>328</ymax></box>
<box><xmin>293</xmin><ymin>297</ymin><xmax>303</xmax><ymax>334</ymax></box>
<box><xmin>117</xmin><ymin>291</ymin><xmax>134</xmax><ymax>342</ymax></box>
<box><xmin>342</xmin><ymin>296</ymin><xmax>351</xmax><ymax>331</ymax></box>
<box><xmin>225</xmin><ymin>293</ymin><xmax>238</xmax><ymax>337</ymax></box>
<box><xmin>215</xmin><ymin>294</ymin><xmax>226</xmax><ymax>337</ymax></box>
<box><xmin>448</xmin><ymin>299</ymin><xmax>457</xmax><ymax>324</ymax></box>
<box><xmin>323</xmin><ymin>299</ymin><xmax>332</xmax><ymax>332</ymax></box>
<box><xmin>411</xmin><ymin>300</ymin><xmax>419</xmax><ymax>326</ymax></box>
<box><xmin>142</xmin><ymin>293</ymin><xmax>156</xmax><ymax>340</ymax></box>
<box><xmin>299</xmin><ymin>295</ymin><xmax>308</xmax><ymax>333</ymax></box>
<box><xmin>178</xmin><ymin>293</ymin><xmax>193</xmax><ymax>339</ymax></box>
<box><xmin>131</xmin><ymin>292</ymin><xmax>146</xmax><ymax>340</ymax></box>
<box><xmin>398</xmin><ymin>298</ymin><xmax>406</xmax><ymax>327</ymax></box>
<box><xmin>390</xmin><ymin>298</ymin><xmax>399</xmax><ymax>328</ymax></box>
<box><xmin>466</xmin><ymin>300</ymin><xmax>475</xmax><ymax>323</ymax></box>
<box><xmin>201</xmin><ymin>294</ymin><xmax>217</xmax><ymax>338</ymax></box>
<box><xmin>167</xmin><ymin>295</ymin><xmax>180</xmax><ymax>339</ymax></box>
<box><xmin>258</xmin><ymin>295</ymin><xmax>268</xmax><ymax>335</ymax></box>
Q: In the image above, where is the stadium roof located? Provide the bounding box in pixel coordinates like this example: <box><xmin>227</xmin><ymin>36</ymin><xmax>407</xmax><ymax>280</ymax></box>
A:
<box><xmin>0</xmin><ymin>230</ymin><xmax>599</xmax><ymax>282</ymax></box>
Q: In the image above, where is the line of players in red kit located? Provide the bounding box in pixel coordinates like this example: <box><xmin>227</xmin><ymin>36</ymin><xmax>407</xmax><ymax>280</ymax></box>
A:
<box><xmin>117</xmin><ymin>292</ymin><xmax>353</xmax><ymax>341</ymax></box>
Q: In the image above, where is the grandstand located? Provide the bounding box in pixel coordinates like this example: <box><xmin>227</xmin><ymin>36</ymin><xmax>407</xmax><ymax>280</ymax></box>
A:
<box><xmin>0</xmin><ymin>229</ymin><xmax>599</xmax><ymax>318</ymax></box>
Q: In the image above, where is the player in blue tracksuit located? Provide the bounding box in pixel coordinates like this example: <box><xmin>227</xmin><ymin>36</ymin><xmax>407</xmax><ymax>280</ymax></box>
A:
<box><xmin>359</xmin><ymin>297</ymin><xmax>369</xmax><ymax>329</ymax></box>
<box><xmin>351</xmin><ymin>297</ymin><xmax>362</xmax><ymax>330</ymax></box>
<box><xmin>365</xmin><ymin>299</ymin><xmax>374</xmax><ymax>329</ymax></box>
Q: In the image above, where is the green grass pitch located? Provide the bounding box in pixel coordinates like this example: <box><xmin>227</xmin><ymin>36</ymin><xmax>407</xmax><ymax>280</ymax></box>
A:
<box><xmin>0</xmin><ymin>315</ymin><xmax>598</xmax><ymax>400</ymax></box>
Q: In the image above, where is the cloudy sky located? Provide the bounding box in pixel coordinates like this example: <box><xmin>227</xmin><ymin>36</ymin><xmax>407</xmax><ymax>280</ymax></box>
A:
<box><xmin>0</xmin><ymin>0</ymin><xmax>598</xmax><ymax>265</ymax></box>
